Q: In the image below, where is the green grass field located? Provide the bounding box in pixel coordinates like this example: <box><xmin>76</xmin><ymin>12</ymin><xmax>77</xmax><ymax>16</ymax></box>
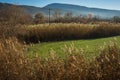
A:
<box><xmin>28</xmin><ymin>36</ymin><xmax>120</xmax><ymax>59</ymax></box>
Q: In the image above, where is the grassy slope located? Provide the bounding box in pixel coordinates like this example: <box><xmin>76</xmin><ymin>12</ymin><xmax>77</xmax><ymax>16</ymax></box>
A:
<box><xmin>28</xmin><ymin>36</ymin><xmax>120</xmax><ymax>59</ymax></box>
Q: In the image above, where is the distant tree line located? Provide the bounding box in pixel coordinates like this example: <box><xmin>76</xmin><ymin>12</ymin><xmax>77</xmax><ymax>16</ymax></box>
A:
<box><xmin>0</xmin><ymin>5</ymin><xmax>120</xmax><ymax>25</ymax></box>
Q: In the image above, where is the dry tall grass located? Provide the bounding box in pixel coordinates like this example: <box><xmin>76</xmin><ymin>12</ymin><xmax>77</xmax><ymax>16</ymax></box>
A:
<box><xmin>15</xmin><ymin>23</ymin><xmax>120</xmax><ymax>43</ymax></box>
<box><xmin>1</xmin><ymin>23</ymin><xmax>120</xmax><ymax>43</ymax></box>
<box><xmin>0</xmin><ymin>37</ymin><xmax>120</xmax><ymax>80</ymax></box>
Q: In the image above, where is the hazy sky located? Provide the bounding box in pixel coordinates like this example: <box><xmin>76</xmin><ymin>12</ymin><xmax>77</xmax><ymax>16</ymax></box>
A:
<box><xmin>0</xmin><ymin>0</ymin><xmax>120</xmax><ymax>10</ymax></box>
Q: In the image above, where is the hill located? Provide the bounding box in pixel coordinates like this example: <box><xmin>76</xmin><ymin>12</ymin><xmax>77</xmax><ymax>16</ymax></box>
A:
<box><xmin>0</xmin><ymin>3</ymin><xmax>120</xmax><ymax>18</ymax></box>
<box><xmin>44</xmin><ymin>3</ymin><xmax>120</xmax><ymax>18</ymax></box>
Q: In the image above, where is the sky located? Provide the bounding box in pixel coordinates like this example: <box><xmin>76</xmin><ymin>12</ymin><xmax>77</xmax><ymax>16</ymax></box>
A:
<box><xmin>0</xmin><ymin>0</ymin><xmax>120</xmax><ymax>10</ymax></box>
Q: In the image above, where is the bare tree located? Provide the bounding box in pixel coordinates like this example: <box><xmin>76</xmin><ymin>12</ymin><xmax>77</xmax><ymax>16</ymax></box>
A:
<box><xmin>87</xmin><ymin>13</ymin><xmax>93</xmax><ymax>19</ymax></box>
<box><xmin>0</xmin><ymin>5</ymin><xmax>33</xmax><ymax>38</ymax></box>
<box><xmin>53</xmin><ymin>10</ymin><xmax>61</xmax><ymax>22</ymax></box>
<box><xmin>64</xmin><ymin>12</ymin><xmax>73</xmax><ymax>18</ymax></box>
<box><xmin>19</xmin><ymin>14</ymin><xmax>33</xmax><ymax>24</ymax></box>
<box><xmin>64</xmin><ymin>12</ymin><xmax>73</xmax><ymax>22</ymax></box>
<box><xmin>0</xmin><ymin>5</ymin><xmax>33</xmax><ymax>25</ymax></box>
<box><xmin>112</xmin><ymin>16</ymin><xmax>120</xmax><ymax>23</ymax></box>
<box><xmin>34</xmin><ymin>13</ymin><xmax>45</xmax><ymax>24</ymax></box>
<box><xmin>87</xmin><ymin>13</ymin><xmax>93</xmax><ymax>23</ymax></box>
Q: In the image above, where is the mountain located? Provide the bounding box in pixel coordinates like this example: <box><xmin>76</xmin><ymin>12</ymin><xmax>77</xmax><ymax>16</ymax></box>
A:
<box><xmin>44</xmin><ymin>3</ymin><xmax>120</xmax><ymax>18</ymax></box>
<box><xmin>0</xmin><ymin>3</ymin><xmax>120</xmax><ymax>18</ymax></box>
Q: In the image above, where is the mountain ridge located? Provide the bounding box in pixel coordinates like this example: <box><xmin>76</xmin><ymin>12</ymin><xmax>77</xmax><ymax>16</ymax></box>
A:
<box><xmin>45</xmin><ymin>3</ymin><xmax>120</xmax><ymax>11</ymax></box>
<box><xmin>0</xmin><ymin>2</ymin><xmax>120</xmax><ymax>18</ymax></box>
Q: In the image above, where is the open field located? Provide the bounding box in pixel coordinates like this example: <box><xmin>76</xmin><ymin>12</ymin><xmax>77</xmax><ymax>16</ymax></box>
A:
<box><xmin>0</xmin><ymin>22</ymin><xmax>120</xmax><ymax>79</ymax></box>
<box><xmin>0</xmin><ymin>23</ymin><xmax>120</xmax><ymax>79</ymax></box>
<box><xmin>0</xmin><ymin>2</ymin><xmax>120</xmax><ymax>79</ymax></box>
<box><xmin>0</xmin><ymin>37</ymin><xmax>120</xmax><ymax>80</ymax></box>
<box><xmin>28</xmin><ymin>36</ymin><xmax>120</xmax><ymax>59</ymax></box>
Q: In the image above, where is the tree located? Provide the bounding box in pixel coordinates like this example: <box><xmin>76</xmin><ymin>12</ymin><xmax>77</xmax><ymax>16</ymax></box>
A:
<box><xmin>53</xmin><ymin>10</ymin><xmax>61</xmax><ymax>22</ymax></box>
<box><xmin>64</xmin><ymin>12</ymin><xmax>73</xmax><ymax>18</ymax></box>
<box><xmin>19</xmin><ymin>14</ymin><xmax>33</xmax><ymax>24</ymax></box>
<box><xmin>87</xmin><ymin>13</ymin><xmax>93</xmax><ymax>19</ymax></box>
<box><xmin>34</xmin><ymin>13</ymin><xmax>45</xmax><ymax>24</ymax></box>
<box><xmin>112</xmin><ymin>16</ymin><xmax>120</xmax><ymax>23</ymax></box>
<box><xmin>0</xmin><ymin>5</ymin><xmax>33</xmax><ymax>25</ymax></box>
<box><xmin>64</xmin><ymin>12</ymin><xmax>73</xmax><ymax>22</ymax></box>
<box><xmin>0</xmin><ymin>5</ymin><xmax>33</xmax><ymax>38</ymax></box>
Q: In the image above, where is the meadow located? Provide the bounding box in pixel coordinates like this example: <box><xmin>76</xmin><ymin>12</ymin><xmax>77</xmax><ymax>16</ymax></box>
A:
<box><xmin>0</xmin><ymin>4</ymin><xmax>120</xmax><ymax>79</ymax></box>
<box><xmin>0</xmin><ymin>23</ymin><xmax>120</xmax><ymax>80</ymax></box>
<box><xmin>0</xmin><ymin>36</ymin><xmax>120</xmax><ymax>80</ymax></box>
<box><xmin>28</xmin><ymin>35</ymin><xmax>120</xmax><ymax>59</ymax></box>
